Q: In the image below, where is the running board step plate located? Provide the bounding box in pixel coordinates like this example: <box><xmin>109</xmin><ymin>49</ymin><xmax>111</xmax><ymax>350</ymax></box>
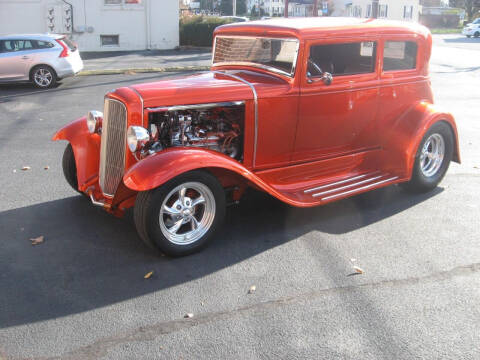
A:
<box><xmin>303</xmin><ymin>173</ymin><xmax>399</xmax><ymax>202</ymax></box>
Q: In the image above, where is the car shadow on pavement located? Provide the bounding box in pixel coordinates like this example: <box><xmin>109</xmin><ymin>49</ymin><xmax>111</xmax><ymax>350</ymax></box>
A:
<box><xmin>0</xmin><ymin>185</ymin><xmax>442</xmax><ymax>329</ymax></box>
<box><xmin>443</xmin><ymin>37</ymin><xmax>480</xmax><ymax>44</ymax></box>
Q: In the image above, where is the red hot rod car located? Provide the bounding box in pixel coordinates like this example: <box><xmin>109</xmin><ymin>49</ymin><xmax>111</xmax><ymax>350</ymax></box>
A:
<box><xmin>53</xmin><ymin>18</ymin><xmax>460</xmax><ymax>256</ymax></box>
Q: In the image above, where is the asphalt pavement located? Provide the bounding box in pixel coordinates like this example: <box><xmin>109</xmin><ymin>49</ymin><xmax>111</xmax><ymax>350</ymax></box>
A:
<box><xmin>0</xmin><ymin>34</ymin><xmax>479</xmax><ymax>359</ymax></box>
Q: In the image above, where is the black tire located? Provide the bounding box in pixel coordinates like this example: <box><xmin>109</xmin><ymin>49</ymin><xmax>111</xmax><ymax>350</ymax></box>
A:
<box><xmin>62</xmin><ymin>143</ymin><xmax>81</xmax><ymax>193</ymax></box>
<box><xmin>467</xmin><ymin>35</ymin><xmax>472</xmax><ymax>38</ymax></box>
<box><xmin>30</xmin><ymin>65</ymin><xmax>57</xmax><ymax>89</ymax></box>
<box><xmin>401</xmin><ymin>122</ymin><xmax>454</xmax><ymax>193</ymax></box>
<box><xmin>474</xmin><ymin>32</ymin><xmax>480</xmax><ymax>38</ymax></box>
<box><xmin>134</xmin><ymin>170</ymin><xmax>226</xmax><ymax>257</ymax></box>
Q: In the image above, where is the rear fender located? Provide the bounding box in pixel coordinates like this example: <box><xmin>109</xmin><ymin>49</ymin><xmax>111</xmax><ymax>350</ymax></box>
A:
<box><xmin>52</xmin><ymin>116</ymin><xmax>101</xmax><ymax>191</ymax></box>
<box><xmin>123</xmin><ymin>148</ymin><xmax>304</xmax><ymax>206</ymax></box>
<box><xmin>382</xmin><ymin>101</ymin><xmax>460</xmax><ymax>178</ymax></box>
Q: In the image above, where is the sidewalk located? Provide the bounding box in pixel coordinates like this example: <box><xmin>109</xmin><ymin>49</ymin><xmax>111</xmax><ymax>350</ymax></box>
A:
<box><xmin>79</xmin><ymin>48</ymin><xmax>212</xmax><ymax>75</ymax></box>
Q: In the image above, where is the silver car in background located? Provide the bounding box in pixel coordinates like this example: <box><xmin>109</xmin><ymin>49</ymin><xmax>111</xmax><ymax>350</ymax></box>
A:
<box><xmin>0</xmin><ymin>34</ymin><xmax>83</xmax><ymax>88</ymax></box>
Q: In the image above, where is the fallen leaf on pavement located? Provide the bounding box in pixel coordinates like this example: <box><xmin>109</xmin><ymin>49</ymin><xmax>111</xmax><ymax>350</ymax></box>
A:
<box><xmin>30</xmin><ymin>236</ymin><xmax>44</xmax><ymax>245</ymax></box>
<box><xmin>353</xmin><ymin>266</ymin><xmax>364</xmax><ymax>274</ymax></box>
<box><xmin>184</xmin><ymin>313</ymin><xmax>194</xmax><ymax>318</ymax></box>
<box><xmin>44</xmin><ymin>166</ymin><xmax>50</xmax><ymax>170</ymax></box>
<box><xmin>248</xmin><ymin>285</ymin><xmax>256</xmax><ymax>294</ymax></box>
<box><xmin>124</xmin><ymin>70</ymin><xmax>137</xmax><ymax>75</ymax></box>
<box><xmin>144</xmin><ymin>271</ymin><xmax>154</xmax><ymax>279</ymax></box>
<box><xmin>21</xmin><ymin>166</ymin><xmax>31</xmax><ymax>171</ymax></box>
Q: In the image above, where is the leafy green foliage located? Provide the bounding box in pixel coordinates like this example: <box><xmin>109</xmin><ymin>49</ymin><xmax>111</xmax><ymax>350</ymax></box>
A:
<box><xmin>180</xmin><ymin>16</ymin><xmax>232</xmax><ymax>47</ymax></box>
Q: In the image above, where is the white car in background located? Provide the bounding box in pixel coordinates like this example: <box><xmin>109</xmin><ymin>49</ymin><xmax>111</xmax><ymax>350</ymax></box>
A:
<box><xmin>462</xmin><ymin>18</ymin><xmax>480</xmax><ymax>38</ymax></box>
<box><xmin>0</xmin><ymin>34</ymin><xmax>83</xmax><ymax>88</ymax></box>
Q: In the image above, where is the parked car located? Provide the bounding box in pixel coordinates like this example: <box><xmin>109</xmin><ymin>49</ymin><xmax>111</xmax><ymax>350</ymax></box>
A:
<box><xmin>0</xmin><ymin>34</ymin><xmax>83</xmax><ymax>88</ymax></box>
<box><xmin>53</xmin><ymin>18</ymin><xmax>460</xmax><ymax>257</ymax></box>
<box><xmin>220</xmin><ymin>16</ymin><xmax>249</xmax><ymax>22</ymax></box>
<box><xmin>462</xmin><ymin>18</ymin><xmax>480</xmax><ymax>38</ymax></box>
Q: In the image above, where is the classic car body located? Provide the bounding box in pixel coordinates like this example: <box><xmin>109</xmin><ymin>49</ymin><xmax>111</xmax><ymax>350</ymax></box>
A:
<box><xmin>53</xmin><ymin>17</ymin><xmax>460</xmax><ymax>256</ymax></box>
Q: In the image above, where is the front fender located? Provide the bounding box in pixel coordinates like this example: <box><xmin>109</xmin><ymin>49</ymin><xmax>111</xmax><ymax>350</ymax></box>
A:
<box><xmin>123</xmin><ymin>147</ymin><xmax>305</xmax><ymax>205</ymax></box>
<box><xmin>52</xmin><ymin>117</ymin><xmax>101</xmax><ymax>190</ymax></box>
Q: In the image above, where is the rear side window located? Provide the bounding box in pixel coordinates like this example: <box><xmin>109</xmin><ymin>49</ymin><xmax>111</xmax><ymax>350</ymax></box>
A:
<box><xmin>308</xmin><ymin>41</ymin><xmax>377</xmax><ymax>77</ymax></box>
<box><xmin>383</xmin><ymin>41</ymin><xmax>418</xmax><ymax>71</ymax></box>
<box><xmin>35</xmin><ymin>40</ymin><xmax>55</xmax><ymax>49</ymax></box>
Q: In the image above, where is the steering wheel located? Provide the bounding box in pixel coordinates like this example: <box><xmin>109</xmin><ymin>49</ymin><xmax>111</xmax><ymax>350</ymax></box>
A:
<box><xmin>307</xmin><ymin>59</ymin><xmax>323</xmax><ymax>76</ymax></box>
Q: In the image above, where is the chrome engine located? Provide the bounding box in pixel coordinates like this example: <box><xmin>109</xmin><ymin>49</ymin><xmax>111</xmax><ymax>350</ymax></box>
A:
<box><xmin>148</xmin><ymin>104</ymin><xmax>244</xmax><ymax>161</ymax></box>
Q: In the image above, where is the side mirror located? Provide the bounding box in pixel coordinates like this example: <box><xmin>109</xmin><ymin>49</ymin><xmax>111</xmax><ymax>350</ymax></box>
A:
<box><xmin>306</xmin><ymin>72</ymin><xmax>333</xmax><ymax>86</ymax></box>
<box><xmin>321</xmin><ymin>72</ymin><xmax>333</xmax><ymax>86</ymax></box>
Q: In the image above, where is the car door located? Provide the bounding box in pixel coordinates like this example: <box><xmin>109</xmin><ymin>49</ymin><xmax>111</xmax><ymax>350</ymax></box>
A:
<box><xmin>293</xmin><ymin>39</ymin><xmax>380</xmax><ymax>163</ymax></box>
<box><xmin>0</xmin><ymin>39</ymin><xmax>34</xmax><ymax>80</ymax></box>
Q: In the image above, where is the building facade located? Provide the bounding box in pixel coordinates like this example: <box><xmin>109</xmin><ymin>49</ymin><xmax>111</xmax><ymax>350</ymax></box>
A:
<box><xmin>333</xmin><ymin>0</ymin><xmax>420</xmax><ymax>22</ymax></box>
<box><xmin>0</xmin><ymin>0</ymin><xmax>179</xmax><ymax>51</ymax></box>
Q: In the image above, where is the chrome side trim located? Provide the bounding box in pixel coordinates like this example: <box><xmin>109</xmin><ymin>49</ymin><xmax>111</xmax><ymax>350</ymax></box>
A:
<box><xmin>320</xmin><ymin>176</ymin><xmax>399</xmax><ymax>201</ymax></box>
<box><xmin>312</xmin><ymin>175</ymin><xmax>384</xmax><ymax>197</ymax></box>
<box><xmin>147</xmin><ymin>101</ymin><xmax>245</xmax><ymax>113</ymax></box>
<box><xmin>129</xmin><ymin>86</ymin><xmax>145</xmax><ymax>127</ymax></box>
<box><xmin>304</xmin><ymin>173</ymin><xmax>377</xmax><ymax>194</ymax></box>
<box><xmin>212</xmin><ymin>70</ymin><xmax>259</xmax><ymax>167</ymax></box>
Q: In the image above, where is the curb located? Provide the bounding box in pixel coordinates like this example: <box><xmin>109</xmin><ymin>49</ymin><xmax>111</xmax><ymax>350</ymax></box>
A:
<box><xmin>78</xmin><ymin>65</ymin><xmax>211</xmax><ymax>76</ymax></box>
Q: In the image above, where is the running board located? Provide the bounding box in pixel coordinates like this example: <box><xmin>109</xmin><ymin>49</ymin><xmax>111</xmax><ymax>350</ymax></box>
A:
<box><xmin>303</xmin><ymin>173</ymin><xmax>399</xmax><ymax>202</ymax></box>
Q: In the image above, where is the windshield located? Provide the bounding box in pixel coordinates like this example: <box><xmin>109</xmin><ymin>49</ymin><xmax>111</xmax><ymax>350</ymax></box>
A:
<box><xmin>473</xmin><ymin>18</ymin><xmax>480</xmax><ymax>24</ymax></box>
<box><xmin>213</xmin><ymin>36</ymin><xmax>299</xmax><ymax>77</ymax></box>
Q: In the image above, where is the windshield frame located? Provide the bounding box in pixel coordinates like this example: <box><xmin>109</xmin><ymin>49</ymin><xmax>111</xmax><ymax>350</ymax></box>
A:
<box><xmin>212</xmin><ymin>35</ymin><xmax>301</xmax><ymax>78</ymax></box>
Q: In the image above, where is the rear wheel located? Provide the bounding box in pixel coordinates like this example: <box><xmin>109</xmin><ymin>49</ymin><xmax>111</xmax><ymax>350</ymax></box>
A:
<box><xmin>401</xmin><ymin>122</ymin><xmax>454</xmax><ymax>193</ymax></box>
<box><xmin>467</xmin><ymin>35</ymin><xmax>472</xmax><ymax>38</ymax></box>
<box><xmin>474</xmin><ymin>32</ymin><xmax>480</xmax><ymax>38</ymax></box>
<box><xmin>134</xmin><ymin>170</ymin><xmax>226</xmax><ymax>257</ymax></box>
<box><xmin>31</xmin><ymin>65</ymin><xmax>57</xmax><ymax>89</ymax></box>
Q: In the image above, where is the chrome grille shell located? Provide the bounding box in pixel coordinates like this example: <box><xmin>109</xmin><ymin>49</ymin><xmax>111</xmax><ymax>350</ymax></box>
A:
<box><xmin>99</xmin><ymin>98</ymin><xmax>127</xmax><ymax>197</ymax></box>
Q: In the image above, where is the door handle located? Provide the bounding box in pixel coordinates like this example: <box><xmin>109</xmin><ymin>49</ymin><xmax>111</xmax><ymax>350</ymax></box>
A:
<box><xmin>21</xmin><ymin>56</ymin><xmax>30</xmax><ymax>59</ymax></box>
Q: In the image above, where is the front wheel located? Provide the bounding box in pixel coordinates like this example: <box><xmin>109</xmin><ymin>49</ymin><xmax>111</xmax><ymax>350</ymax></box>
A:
<box><xmin>401</xmin><ymin>122</ymin><xmax>454</xmax><ymax>193</ymax></box>
<box><xmin>134</xmin><ymin>170</ymin><xmax>226</xmax><ymax>257</ymax></box>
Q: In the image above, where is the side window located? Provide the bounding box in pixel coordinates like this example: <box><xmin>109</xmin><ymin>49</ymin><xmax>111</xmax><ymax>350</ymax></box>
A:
<box><xmin>383</xmin><ymin>41</ymin><xmax>418</xmax><ymax>71</ymax></box>
<box><xmin>1</xmin><ymin>40</ymin><xmax>34</xmax><ymax>52</ymax></box>
<box><xmin>35</xmin><ymin>40</ymin><xmax>55</xmax><ymax>49</ymax></box>
<box><xmin>308</xmin><ymin>41</ymin><xmax>377</xmax><ymax>77</ymax></box>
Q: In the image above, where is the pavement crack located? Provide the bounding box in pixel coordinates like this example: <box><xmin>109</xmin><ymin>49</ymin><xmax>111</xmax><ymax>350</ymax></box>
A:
<box><xmin>30</xmin><ymin>262</ymin><xmax>480</xmax><ymax>360</ymax></box>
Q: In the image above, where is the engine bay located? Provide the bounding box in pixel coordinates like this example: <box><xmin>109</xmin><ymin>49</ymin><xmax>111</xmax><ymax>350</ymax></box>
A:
<box><xmin>147</xmin><ymin>104</ymin><xmax>245</xmax><ymax>161</ymax></box>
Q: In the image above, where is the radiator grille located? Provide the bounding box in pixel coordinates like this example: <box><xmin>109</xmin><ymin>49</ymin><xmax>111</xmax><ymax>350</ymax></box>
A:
<box><xmin>99</xmin><ymin>98</ymin><xmax>127</xmax><ymax>197</ymax></box>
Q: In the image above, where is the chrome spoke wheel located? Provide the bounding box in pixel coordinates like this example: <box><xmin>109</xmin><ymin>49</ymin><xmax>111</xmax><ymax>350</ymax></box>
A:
<box><xmin>420</xmin><ymin>133</ymin><xmax>445</xmax><ymax>178</ymax></box>
<box><xmin>34</xmin><ymin>68</ymin><xmax>52</xmax><ymax>87</ymax></box>
<box><xmin>159</xmin><ymin>182</ymin><xmax>216</xmax><ymax>245</ymax></box>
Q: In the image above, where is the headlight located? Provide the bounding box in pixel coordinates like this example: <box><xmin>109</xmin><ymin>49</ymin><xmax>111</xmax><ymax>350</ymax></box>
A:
<box><xmin>127</xmin><ymin>126</ymin><xmax>150</xmax><ymax>153</ymax></box>
<box><xmin>86</xmin><ymin>110</ymin><xmax>103</xmax><ymax>133</ymax></box>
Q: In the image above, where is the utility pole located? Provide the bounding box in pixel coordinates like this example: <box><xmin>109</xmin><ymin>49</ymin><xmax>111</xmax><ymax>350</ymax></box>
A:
<box><xmin>371</xmin><ymin>0</ymin><xmax>379</xmax><ymax>18</ymax></box>
<box><xmin>284</xmin><ymin>0</ymin><xmax>289</xmax><ymax>17</ymax></box>
<box><xmin>233</xmin><ymin>0</ymin><xmax>236</xmax><ymax>16</ymax></box>
<box><xmin>313</xmin><ymin>0</ymin><xmax>318</xmax><ymax>16</ymax></box>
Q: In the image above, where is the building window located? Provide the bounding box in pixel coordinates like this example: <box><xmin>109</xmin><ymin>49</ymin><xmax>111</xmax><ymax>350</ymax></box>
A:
<box><xmin>308</xmin><ymin>41</ymin><xmax>377</xmax><ymax>77</ymax></box>
<box><xmin>403</xmin><ymin>5</ymin><xmax>413</xmax><ymax>20</ymax></box>
<box><xmin>379</xmin><ymin>4</ymin><xmax>388</xmax><ymax>18</ymax></box>
<box><xmin>349</xmin><ymin>5</ymin><xmax>362</xmax><ymax>18</ymax></box>
<box><xmin>383</xmin><ymin>41</ymin><xmax>418</xmax><ymax>71</ymax></box>
<box><xmin>101</xmin><ymin>35</ymin><xmax>119</xmax><ymax>46</ymax></box>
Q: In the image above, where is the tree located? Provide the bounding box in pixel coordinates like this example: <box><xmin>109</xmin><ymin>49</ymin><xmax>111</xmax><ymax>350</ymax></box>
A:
<box><xmin>219</xmin><ymin>0</ymin><xmax>232</xmax><ymax>15</ymax></box>
<box><xmin>237</xmin><ymin>0</ymin><xmax>247</xmax><ymax>15</ymax></box>
<box><xmin>449</xmin><ymin>0</ymin><xmax>480</xmax><ymax>21</ymax></box>
<box><xmin>200</xmin><ymin>0</ymin><xmax>215</xmax><ymax>11</ymax></box>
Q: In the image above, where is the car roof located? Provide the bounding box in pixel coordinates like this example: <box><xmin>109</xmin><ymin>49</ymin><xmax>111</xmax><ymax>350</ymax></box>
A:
<box><xmin>0</xmin><ymin>33</ymin><xmax>64</xmax><ymax>41</ymax></box>
<box><xmin>215</xmin><ymin>17</ymin><xmax>430</xmax><ymax>40</ymax></box>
